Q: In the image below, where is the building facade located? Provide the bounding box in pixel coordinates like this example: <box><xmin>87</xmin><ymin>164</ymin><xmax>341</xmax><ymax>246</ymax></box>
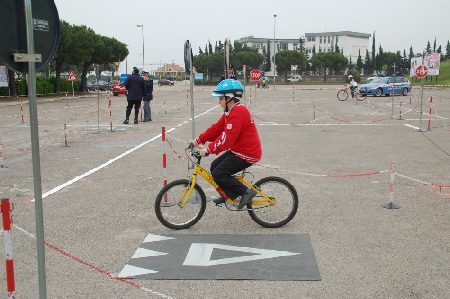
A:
<box><xmin>305</xmin><ymin>31</ymin><xmax>371</xmax><ymax>62</ymax></box>
<box><xmin>236</xmin><ymin>31</ymin><xmax>371</xmax><ymax>74</ymax></box>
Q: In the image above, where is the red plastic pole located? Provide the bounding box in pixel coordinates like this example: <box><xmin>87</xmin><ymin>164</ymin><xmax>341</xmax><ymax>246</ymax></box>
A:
<box><xmin>1</xmin><ymin>198</ymin><xmax>16</xmax><ymax>299</ymax></box>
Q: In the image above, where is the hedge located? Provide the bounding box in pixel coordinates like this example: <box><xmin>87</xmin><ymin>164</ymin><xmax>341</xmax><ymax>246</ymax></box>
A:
<box><xmin>0</xmin><ymin>77</ymin><xmax>82</xmax><ymax>96</ymax></box>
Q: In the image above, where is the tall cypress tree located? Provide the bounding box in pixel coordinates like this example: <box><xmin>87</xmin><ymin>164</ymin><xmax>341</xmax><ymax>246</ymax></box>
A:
<box><xmin>446</xmin><ymin>40</ymin><xmax>450</xmax><ymax>59</ymax></box>
<box><xmin>364</xmin><ymin>49</ymin><xmax>371</xmax><ymax>74</ymax></box>
<box><xmin>371</xmin><ymin>32</ymin><xmax>376</xmax><ymax>73</ymax></box>
<box><xmin>208</xmin><ymin>40</ymin><xmax>213</xmax><ymax>55</ymax></box>
<box><xmin>356</xmin><ymin>49</ymin><xmax>363</xmax><ymax>71</ymax></box>
<box><xmin>433</xmin><ymin>37</ymin><xmax>437</xmax><ymax>52</ymax></box>
<box><xmin>426</xmin><ymin>41</ymin><xmax>431</xmax><ymax>53</ymax></box>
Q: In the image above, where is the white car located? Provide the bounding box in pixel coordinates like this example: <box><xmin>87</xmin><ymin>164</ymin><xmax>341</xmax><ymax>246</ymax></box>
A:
<box><xmin>287</xmin><ymin>75</ymin><xmax>302</xmax><ymax>82</ymax></box>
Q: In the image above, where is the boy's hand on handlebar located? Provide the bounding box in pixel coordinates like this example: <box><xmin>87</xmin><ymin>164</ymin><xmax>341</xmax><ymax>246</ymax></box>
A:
<box><xmin>199</xmin><ymin>148</ymin><xmax>209</xmax><ymax>157</ymax></box>
<box><xmin>189</xmin><ymin>139</ymin><xmax>198</xmax><ymax>147</ymax></box>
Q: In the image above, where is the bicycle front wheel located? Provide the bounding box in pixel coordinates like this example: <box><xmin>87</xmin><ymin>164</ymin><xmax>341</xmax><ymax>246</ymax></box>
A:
<box><xmin>155</xmin><ymin>179</ymin><xmax>206</xmax><ymax>230</ymax></box>
<box><xmin>337</xmin><ymin>90</ymin><xmax>348</xmax><ymax>101</ymax></box>
<box><xmin>248</xmin><ymin>176</ymin><xmax>299</xmax><ymax>228</ymax></box>
<box><xmin>355</xmin><ymin>90</ymin><xmax>367</xmax><ymax>101</ymax></box>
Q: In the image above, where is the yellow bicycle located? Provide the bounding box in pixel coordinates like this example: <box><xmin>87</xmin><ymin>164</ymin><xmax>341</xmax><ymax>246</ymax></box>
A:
<box><xmin>155</xmin><ymin>145</ymin><xmax>299</xmax><ymax>230</ymax></box>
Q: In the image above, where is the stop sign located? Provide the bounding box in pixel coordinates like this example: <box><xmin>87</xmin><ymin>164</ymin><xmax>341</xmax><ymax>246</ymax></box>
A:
<box><xmin>250</xmin><ymin>69</ymin><xmax>261</xmax><ymax>81</ymax></box>
<box><xmin>415</xmin><ymin>65</ymin><xmax>428</xmax><ymax>78</ymax></box>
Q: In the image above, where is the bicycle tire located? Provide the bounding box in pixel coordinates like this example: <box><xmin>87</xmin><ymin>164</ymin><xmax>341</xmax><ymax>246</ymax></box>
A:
<box><xmin>155</xmin><ymin>179</ymin><xmax>206</xmax><ymax>230</ymax></box>
<box><xmin>337</xmin><ymin>90</ymin><xmax>348</xmax><ymax>101</ymax></box>
<box><xmin>247</xmin><ymin>176</ymin><xmax>299</xmax><ymax>228</ymax></box>
<box><xmin>355</xmin><ymin>90</ymin><xmax>367</xmax><ymax>101</ymax></box>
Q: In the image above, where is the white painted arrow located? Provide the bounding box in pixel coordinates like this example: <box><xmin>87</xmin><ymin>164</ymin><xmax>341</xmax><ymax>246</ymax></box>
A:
<box><xmin>143</xmin><ymin>234</ymin><xmax>175</xmax><ymax>243</ymax></box>
<box><xmin>117</xmin><ymin>265</ymin><xmax>158</xmax><ymax>278</ymax></box>
<box><xmin>182</xmin><ymin>243</ymin><xmax>300</xmax><ymax>266</ymax></box>
<box><xmin>131</xmin><ymin>248</ymin><xmax>168</xmax><ymax>259</ymax></box>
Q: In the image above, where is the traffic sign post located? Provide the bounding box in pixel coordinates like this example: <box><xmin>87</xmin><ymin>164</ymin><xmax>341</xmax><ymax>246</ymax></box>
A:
<box><xmin>65</xmin><ymin>70</ymin><xmax>78</xmax><ymax>102</ymax></box>
<box><xmin>250</xmin><ymin>69</ymin><xmax>261</xmax><ymax>82</ymax></box>
<box><xmin>415</xmin><ymin>65</ymin><xmax>428</xmax><ymax>78</ymax></box>
<box><xmin>417</xmin><ymin>56</ymin><xmax>428</xmax><ymax>132</ymax></box>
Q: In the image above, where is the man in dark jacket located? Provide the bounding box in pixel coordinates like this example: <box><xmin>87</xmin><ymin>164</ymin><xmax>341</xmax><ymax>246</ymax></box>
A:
<box><xmin>142</xmin><ymin>71</ymin><xmax>154</xmax><ymax>122</ymax></box>
<box><xmin>123</xmin><ymin>67</ymin><xmax>145</xmax><ymax>124</ymax></box>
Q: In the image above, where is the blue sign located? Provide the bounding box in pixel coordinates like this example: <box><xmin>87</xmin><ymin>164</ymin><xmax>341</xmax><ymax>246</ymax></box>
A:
<box><xmin>119</xmin><ymin>73</ymin><xmax>130</xmax><ymax>84</ymax></box>
<box><xmin>194</xmin><ymin>73</ymin><xmax>204</xmax><ymax>80</ymax></box>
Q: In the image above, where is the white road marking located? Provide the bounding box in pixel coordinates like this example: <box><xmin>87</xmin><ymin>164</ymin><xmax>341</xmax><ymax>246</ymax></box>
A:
<box><xmin>403</xmin><ymin>124</ymin><xmax>421</xmax><ymax>130</ymax></box>
<box><xmin>33</xmin><ymin>106</ymin><xmax>219</xmax><ymax>201</ymax></box>
<box><xmin>182</xmin><ymin>243</ymin><xmax>300</xmax><ymax>266</ymax></box>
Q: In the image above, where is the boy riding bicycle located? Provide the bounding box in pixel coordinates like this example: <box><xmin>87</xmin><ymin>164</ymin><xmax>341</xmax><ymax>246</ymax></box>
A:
<box><xmin>348</xmin><ymin>74</ymin><xmax>358</xmax><ymax>98</ymax></box>
<box><xmin>189</xmin><ymin>79</ymin><xmax>261</xmax><ymax>210</ymax></box>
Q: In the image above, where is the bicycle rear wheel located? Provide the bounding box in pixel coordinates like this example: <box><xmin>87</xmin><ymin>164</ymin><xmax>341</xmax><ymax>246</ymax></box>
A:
<box><xmin>337</xmin><ymin>90</ymin><xmax>348</xmax><ymax>101</ymax></box>
<box><xmin>355</xmin><ymin>90</ymin><xmax>367</xmax><ymax>101</ymax></box>
<box><xmin>247</xmin><ymin>176</ymin><xmax>298</xmax><ymax>228</ymax></box>
<box><xmin>155</xmin><ymin>179</ymin><xmax>206</xmax><ymax>230</ymax></box>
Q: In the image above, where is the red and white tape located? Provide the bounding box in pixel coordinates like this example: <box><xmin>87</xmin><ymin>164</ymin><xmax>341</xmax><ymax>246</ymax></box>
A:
<box><xmin>1</xmin><ymin>198</ymin><xmax>16</xmax><ymax>299</ymax></box>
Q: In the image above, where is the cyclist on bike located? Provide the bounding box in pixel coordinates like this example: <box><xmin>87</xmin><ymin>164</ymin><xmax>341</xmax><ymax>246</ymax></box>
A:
<box><xmin>348</xmin><ymin>75</ymin><xmax>358</xmax><ymax>98</ymax></box>
<box><xmin>189</xmin><ymin>79</ymin><xmax>262</xmax><ymax>210</ymax></box>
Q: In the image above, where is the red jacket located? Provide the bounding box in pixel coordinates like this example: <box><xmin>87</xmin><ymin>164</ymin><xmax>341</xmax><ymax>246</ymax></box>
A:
<box><xmin>196</xmin><ymin>103</ymin><xmax>262</xmax><ymax>163</ymax></box>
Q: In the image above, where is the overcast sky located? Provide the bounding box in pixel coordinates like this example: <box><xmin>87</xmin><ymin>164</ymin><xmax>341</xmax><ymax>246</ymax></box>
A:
<box><xmin>54</xmin><ymin>0</ymin><xmax>449</xmax><ymax>73</ymax></box>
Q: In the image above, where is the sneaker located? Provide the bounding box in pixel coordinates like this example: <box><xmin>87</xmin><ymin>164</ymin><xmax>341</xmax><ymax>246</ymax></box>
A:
<box><xmin>237</xmin><ymin>188</ymin><xmax>257</xmax><ymax>210</ymax></box>
<box><xmin>213</xmin><ymin>197</ymin><xmax>225</xmax><ymax>205</ymax></box>
<box><xmin>134</xmin><ymin>119</ymin><xmax>138</xmax><ymax>124</ymax></box>
<box><xmin>123</xmin><ymin>120</ymin><xmax>129</xmax><ymax>124</ymax></box>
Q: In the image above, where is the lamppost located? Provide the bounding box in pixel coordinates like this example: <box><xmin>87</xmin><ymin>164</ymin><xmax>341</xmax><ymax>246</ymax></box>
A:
<box><xmin>273</xmin><ymin>14</ymin><xmax>277</xmax><ymax>89</ymax></box>
<box><xmin>136</xmin><ymin>24</ymin><xmax>144</xmax><ymax>70</ymax></box>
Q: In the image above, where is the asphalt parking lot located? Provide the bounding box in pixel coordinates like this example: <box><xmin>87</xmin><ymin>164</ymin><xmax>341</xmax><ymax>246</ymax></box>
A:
<box><xmin>1</xmin><ymin>84</ymin><xmax>449</xmax><ymax>298</ymax></box>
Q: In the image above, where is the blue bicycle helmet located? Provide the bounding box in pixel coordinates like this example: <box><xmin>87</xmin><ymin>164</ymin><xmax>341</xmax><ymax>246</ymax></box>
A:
<box><xmin>211</xmin><ymin>79</ymin><xmax>244</xmax><ymax>98</ymax></box>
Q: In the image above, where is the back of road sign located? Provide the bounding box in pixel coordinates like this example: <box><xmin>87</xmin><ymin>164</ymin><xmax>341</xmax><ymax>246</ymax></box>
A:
<box><xmin>0</xmin><ymin>0</ymin><xmax>60</xmax><ymax>73</ymax></box>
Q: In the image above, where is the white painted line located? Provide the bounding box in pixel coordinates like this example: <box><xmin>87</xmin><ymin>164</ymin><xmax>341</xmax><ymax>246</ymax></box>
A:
<box><xmin>403</xmin><ymin>124</ymin><xmax>420</xmax><ymax>130</ymax></box>
<box><xmin>33</xmin><ymin>105</ymin><xmax>219</xmax><ymax>202</ymax></box>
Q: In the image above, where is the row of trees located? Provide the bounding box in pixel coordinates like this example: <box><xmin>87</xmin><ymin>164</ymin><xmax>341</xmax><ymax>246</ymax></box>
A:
<box><xmin>194</xmin><ymin>36</ymin><xmax>450</xmax><ymax>82</ymax></box>
<box><xmin>5</xmin><ymin>20</ymin><xmax>128</xmax><ymax>96</ymax></box>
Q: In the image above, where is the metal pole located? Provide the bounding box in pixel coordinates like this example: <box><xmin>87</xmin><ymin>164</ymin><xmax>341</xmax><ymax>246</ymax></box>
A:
<box><xmin>189</xmin><ymin>43</ymin><xmax>195</xmax><ymax>138</ymax></box>
<box><xmin>142</xmin><ymin>26</ymin><xmax>144</xmax><ymax>71</ymax></box>
<box><xmin>391</xmin><ymin>63</ymin><xmax>396</xmax><ymax>119</ymax></box>
<box><xmin>24</xmin><ymin>0</ymin><xmax>47</xmax><ymax>297</ymax></box>
<box><xmin>273</xmin><ymin>14</ymin><xmax>277</xmax><ymax>89</ymax></box>
<box><xmin>96</xmin><ymin>65</ymin><xmax>100</xmax><ymax>134</ymax></box>
<box><xmin>419</xmin><ymin>53</ymin><xmax>425</xmax><ymax>132</ymax></box>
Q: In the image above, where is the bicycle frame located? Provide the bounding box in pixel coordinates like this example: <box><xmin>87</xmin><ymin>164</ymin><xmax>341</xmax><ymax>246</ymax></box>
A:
<box><xmin>178</xmin><ymin>162</ymin><xmax>277</xmax><ymax>208</ymax></box>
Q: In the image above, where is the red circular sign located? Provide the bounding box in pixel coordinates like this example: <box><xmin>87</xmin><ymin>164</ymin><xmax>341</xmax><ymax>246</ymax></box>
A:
<box><xmin>415</xmin><ymin>65</ymin><xmax>428</xmax><ymax>78</ymax></box>
<box><xmin>250</xmin><ymin>69</ymin><xmax>262</xmax><ymax>81</ymax></box>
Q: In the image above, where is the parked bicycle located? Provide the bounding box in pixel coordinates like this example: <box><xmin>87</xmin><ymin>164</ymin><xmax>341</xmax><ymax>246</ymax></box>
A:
<box><xmin>155</xmin><ymin>145</ymin><xmax>299</xmax><ymax>230</ymax></box>
<box><xmin>337</xmin><ymin>86</ymin><xmax>366</xmax><ymax>101</ymax></box>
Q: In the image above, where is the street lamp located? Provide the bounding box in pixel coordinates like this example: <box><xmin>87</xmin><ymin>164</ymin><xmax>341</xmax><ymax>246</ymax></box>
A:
<box><xmin>136</xmin><ymin>24</ymin><xmax>144</xmax><ymax>70</ymax></box>
<box><xmin>273</xmin><ymin>14</ymin><xmax>277</xmax><ymax>89</ymax></box>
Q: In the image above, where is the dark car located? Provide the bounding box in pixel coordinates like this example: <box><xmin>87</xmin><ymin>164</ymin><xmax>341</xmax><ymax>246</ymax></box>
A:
<box><xmin>359</xmin><ymin>76</ymin><xmax>412</xmax><ymax>97</ymax></box>
<box><xmin>86</xmin><ymin>81</ymin><xmax>96</xmax><ymax>92</ymax></box>
<box><xmin>158</xmin><ymin>79</ymin><xmax>174</xmax><ymax>86</ymax></box>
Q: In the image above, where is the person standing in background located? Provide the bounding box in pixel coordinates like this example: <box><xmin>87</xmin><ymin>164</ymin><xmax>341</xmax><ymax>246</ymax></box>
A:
<box><xmin>123</xmin><ymin>67</ymin><xmax>145</xmax><ymax>124</ymax></box>
<box><xmin>142</xmin><ymin>71</ymin><xmax>154</xmax><ymax>122</ymax></box>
